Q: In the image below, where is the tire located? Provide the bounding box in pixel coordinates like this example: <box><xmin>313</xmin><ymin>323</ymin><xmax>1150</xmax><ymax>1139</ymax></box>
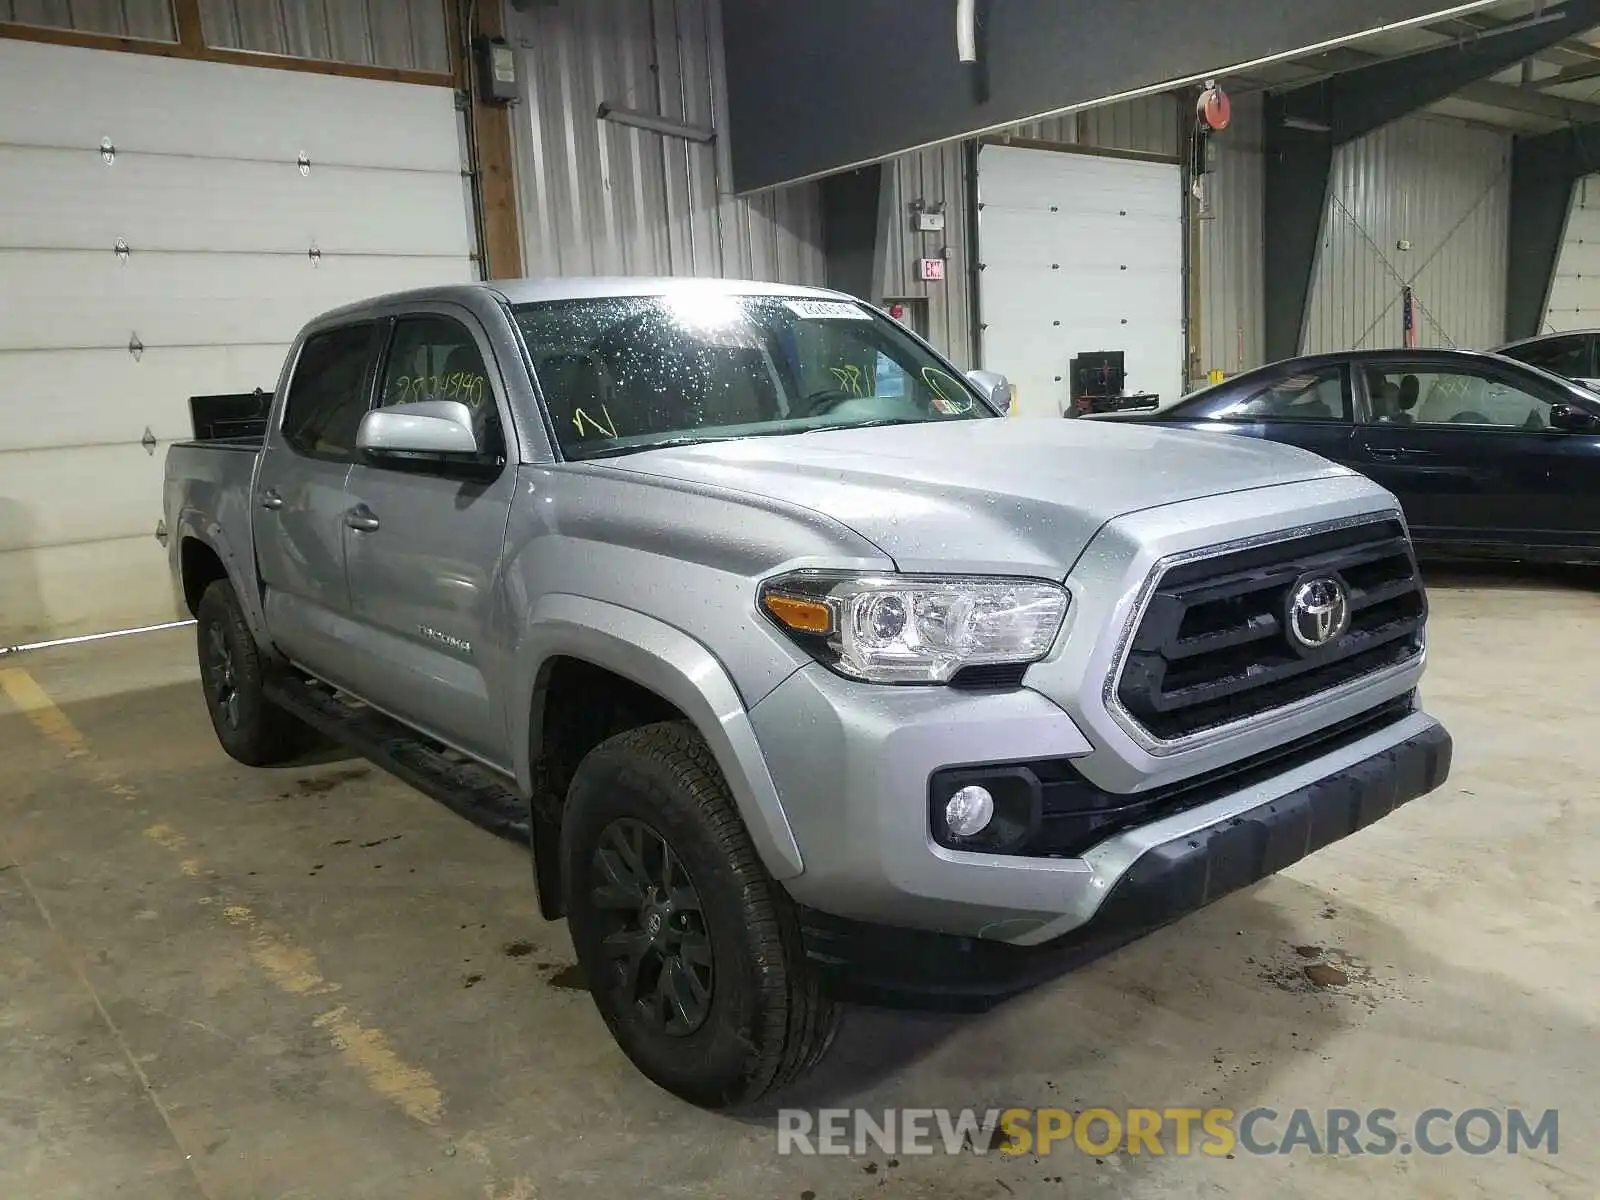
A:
<box><xmin>561</xmin><ymin>721</ymin><xmax>839</xmax><ymax>1108</ymax></box>
<box><xmin>195</xmin><ymin>579</ymin><xmax>311</xmax><ymax>766</ymax></box>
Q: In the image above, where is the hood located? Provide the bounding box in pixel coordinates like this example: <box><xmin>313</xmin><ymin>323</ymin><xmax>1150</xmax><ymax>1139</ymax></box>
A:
<box><xmin>600</xmin><ymin>418</ymin><xmax>1353</xmax><ymax>578</ymax></box>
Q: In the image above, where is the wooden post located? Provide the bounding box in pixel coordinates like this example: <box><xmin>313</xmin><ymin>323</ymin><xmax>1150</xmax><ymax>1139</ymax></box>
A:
<box><xmin>453</xmin><ymin>0</ymin><xmax>524</xmax><ymax>280</ymax></box>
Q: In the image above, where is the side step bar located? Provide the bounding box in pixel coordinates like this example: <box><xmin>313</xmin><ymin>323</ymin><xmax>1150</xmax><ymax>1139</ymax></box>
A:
<box><xmin>265</xmin><ymin>674</ymin><xmax>530</xmax><ymax>846</ymax></box>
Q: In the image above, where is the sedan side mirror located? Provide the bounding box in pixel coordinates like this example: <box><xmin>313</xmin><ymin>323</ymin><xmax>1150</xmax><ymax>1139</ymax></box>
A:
<box><xmin>1549</xmin><ymin>402</ymin><xmax>1600</xmax><ymax>433</ymax></box>
<box><xmin>966</xmin><ymin>369</ymin><xmax>1013</xmax><ymax>414</ymax></box>
<box><xmin>357</xmin><ymin>400</ymin><xmax>480</xmax><ymax>456</ymax></box>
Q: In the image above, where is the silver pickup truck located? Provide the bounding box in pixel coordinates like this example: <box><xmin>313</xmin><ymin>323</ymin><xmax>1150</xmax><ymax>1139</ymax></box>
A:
<box><xmin>165</xmin><ymin>278</ymin><xmax>1452</xmax><ymax>1108</ymax></box>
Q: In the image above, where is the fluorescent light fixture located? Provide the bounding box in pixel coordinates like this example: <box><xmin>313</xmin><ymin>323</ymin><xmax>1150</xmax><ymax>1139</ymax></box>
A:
<box><xmin>596</xmin><ymin>101</ymin><xmax>714</xmax><ymax>144</ymax></box>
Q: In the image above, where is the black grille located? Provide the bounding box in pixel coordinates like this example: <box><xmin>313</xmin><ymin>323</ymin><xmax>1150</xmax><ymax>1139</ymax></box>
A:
<box><xmin>1115</xmin><ymin>520</ymin><xmax>1425</xmax><ymax>741</ymax></box>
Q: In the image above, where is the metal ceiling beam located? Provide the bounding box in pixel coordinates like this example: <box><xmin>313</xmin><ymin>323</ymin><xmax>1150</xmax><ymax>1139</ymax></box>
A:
<box><xmin>1264</xmin><ymin>0</ymin><xmax>1600</xmax><ymax>360</ymax></box>
<box><xmin>1532</xmin><ymin>58</ymin><xmax>1600</xmax><ymax>85</ymax></box>
<box><xmin>1288</xmin><ymin>44</ymin><xmax>1600</xmax><ymax>123</ymax></box>
<box><xmin>1438</xmin><ymin>9</ymin><xmax>1600</xmax><ymax>63</ymax></box>
<box><xmin>1457</xmin><ymin>78</ymin><xmax>1600</xmax><ymax>117</ymax></box>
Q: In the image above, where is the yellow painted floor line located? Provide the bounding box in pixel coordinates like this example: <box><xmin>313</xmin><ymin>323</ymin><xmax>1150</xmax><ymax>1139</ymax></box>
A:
<box><xmin>0</xmin><ymin>668</ymin><xmax>215</xmax><ymax>1198</ymax></box>
<box><xmin>0</xmin><ymin>666</ymin><xmax>446</xmax><ymax>1130</ymax></box>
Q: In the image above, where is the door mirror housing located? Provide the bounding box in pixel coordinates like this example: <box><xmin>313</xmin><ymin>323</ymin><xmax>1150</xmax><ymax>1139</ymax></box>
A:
<box><xmin>966</xmin><ymin>369</ymin><xmax>1013</xmax><ymax>414</ymax></box>
<box><xmin>1549</xmin><ymin>402</ymin><xmax>1600</xmax><ymax>433</ymax></box>
<box><xmin>357</xmin><ymin>400</ymin><xmax>480</xmax><ymax>456</ymax></box>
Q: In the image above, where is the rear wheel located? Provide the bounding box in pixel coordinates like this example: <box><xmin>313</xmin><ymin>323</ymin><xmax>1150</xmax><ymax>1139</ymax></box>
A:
<box><xmin>561</xmin><ymin>722</ymin><xmax>838</xmax><ymax>1108</ymax></box>
<box><xmin>195</xmin><ymin>580</ymin><xmax>310</xmax><ymax>766</ymax></box>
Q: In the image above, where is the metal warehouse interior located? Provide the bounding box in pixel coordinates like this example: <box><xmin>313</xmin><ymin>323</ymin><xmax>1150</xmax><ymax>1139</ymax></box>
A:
<box><xmin>1</xmin><ymin>2</ymin><xmax>1598</xmax><ymax>1198</ymax></box>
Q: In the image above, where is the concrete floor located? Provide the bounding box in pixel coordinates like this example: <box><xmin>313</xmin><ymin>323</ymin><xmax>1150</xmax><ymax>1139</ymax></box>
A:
<box><xmin>1</xmin><ymin>566</ymin><xmax>1595</xmax><ymax>1200</ymax></box>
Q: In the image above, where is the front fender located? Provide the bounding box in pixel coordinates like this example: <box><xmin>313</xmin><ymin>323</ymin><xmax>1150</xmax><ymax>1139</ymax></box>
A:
<box><xmin>509</xmin><ymin>593</ymin><xmax>805</xmax><ymax>880</ymax></box>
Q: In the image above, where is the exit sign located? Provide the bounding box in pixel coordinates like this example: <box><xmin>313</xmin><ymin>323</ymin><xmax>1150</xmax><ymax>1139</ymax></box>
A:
<box><xmin>916</xmin><ymin>257</ymin><xmax>945</xmax><ymax>282</ymax></box>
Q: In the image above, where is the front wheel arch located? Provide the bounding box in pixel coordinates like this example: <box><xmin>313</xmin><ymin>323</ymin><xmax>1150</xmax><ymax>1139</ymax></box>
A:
<box><xmin>510</xmin><ymin>596</ymin><xmax>805</xmax><ymax>886</ymax></box>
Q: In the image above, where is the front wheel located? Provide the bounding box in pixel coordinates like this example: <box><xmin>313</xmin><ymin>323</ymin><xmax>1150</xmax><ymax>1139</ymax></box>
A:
<box><xmin>561</xmin><ymin>722</ymin><xmax>839</xmax><ymax>1108</ymax></box>
<box><xmin>195</xmin><ymin>580</ymin><xmax>311</xmax><ymax>766</ymax></box>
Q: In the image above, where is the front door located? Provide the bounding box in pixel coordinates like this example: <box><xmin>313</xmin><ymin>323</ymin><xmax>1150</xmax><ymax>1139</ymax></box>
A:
<box><xmin>253</xmin><ymin>321</ymin><xmax>377</xmax><ymax>685</ymax></box>
<box><xmin>1352</xmin><ymin>360</ymin><xmax>1581</xmax><ymax>553</ymax></box>
<box><xmin>339</xmin><ymin>310</ymin><xmax>517</xmax><ymax>767</ymax></box>
<box><xmin>1163</xmin><ymin>361</ymin><xmax>1358</xmax><ymax>463</ymax></box>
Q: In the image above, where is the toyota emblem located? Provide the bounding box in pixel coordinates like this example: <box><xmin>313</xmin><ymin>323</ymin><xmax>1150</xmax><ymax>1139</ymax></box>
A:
<box><xmin>1287</xmin><ymin>576</ymin><xmax>1351</xmax><ymax>651</ymax></box>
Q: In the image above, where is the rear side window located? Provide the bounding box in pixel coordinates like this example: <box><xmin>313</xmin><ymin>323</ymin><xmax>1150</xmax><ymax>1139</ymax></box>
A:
<box><xmin>281</xmin><ymin>324</ymin><xmax>376</xmax><ymax>461</ymax></box>
<box><xmin>1194</xmin><ymin>367</ymin><xmax>1350</xmax><ymax>422</ymax></box>
<box><xmin>1502</xmin><ymin>335</ymin><xmax>1590</xmax><ymax>378</ymax></box>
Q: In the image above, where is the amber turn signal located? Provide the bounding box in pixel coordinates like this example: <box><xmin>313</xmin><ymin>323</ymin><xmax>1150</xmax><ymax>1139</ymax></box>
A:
<box><xmin>762</xmin><ymin>592</ymin><xmax>833</xmax><ymax>634</ymax></box>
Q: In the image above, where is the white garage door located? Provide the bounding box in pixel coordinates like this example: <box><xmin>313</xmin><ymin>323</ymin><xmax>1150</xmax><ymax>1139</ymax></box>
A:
<box><xmin>978</xmin><ymin>144</ymin><xmax>1182</xmax><ymax>419</ymax></box>
<box><xmin>0</xmin><ymin>38</ymin><xmax>475</xmax><ymax>644</ymax></box>
<box><xmin>1545</xmin><ymin>174</ymin><xmax>1600</xmax><ymax>332</ymax></box>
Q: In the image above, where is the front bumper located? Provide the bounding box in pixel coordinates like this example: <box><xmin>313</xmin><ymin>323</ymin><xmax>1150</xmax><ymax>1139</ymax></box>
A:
<box><xmin>749</xmin><ymin>661</ymin><xmax>1449</xmax><ymax>947</ymax></box>
<box><xmin>799</xmin><ymin>719</ymin><xmax>1451</xmax><ymax>1009</ymax></box>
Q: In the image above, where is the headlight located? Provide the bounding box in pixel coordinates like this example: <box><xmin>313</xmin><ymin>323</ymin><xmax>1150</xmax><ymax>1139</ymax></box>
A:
<box><xmin>758</xmin><ymin>571</ymin><xmax>1069</xmax><ymax>684</ymax></box>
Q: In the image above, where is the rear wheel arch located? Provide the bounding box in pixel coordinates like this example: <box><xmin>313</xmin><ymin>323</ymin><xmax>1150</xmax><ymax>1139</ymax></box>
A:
<box><xmin>179</xmin><ymin>536</ymin><xmax>229</xmax><ymax>616</ymax></box>
<box><xmin>174</xmin><ymin>522</ymin><xmax>272</xmax><ymax>654</ymax></box>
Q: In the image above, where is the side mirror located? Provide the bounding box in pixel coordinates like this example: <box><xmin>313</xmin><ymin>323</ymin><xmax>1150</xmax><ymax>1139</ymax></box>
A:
<box><xmin>1550</xmin><ymin>402</ymin><xmax>1600</xmax><ymax>433</ymax></box>
<box><xmin>357</xmin><ymin>400</ymin><xmax>480</xmax><ymax>456</ymax></box>
<box><xmin>966</xmin><ymin>369</ymin><xmax>1013</xmax><ymax>414</ymax></box>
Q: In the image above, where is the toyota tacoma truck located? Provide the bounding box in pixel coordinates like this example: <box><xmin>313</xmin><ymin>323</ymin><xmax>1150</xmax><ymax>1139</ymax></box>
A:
<box><xmin>164</xmin><ymin>279</ymin><xmax>1451</xmax><ymax>1108</ymax></box>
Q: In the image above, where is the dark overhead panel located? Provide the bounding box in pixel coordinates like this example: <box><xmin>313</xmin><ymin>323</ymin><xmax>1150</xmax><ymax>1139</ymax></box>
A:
<box><xmin>721</xmin><ymin>0</ymin><xmax>1508</xmax><ymax>192</ymax></box>
<box><xmin>1262</xmin><ymin>0</ymin><xmax>1600</xmax><ymax>361</ymax></box>
<box><xmin>1507</xmin><ymin>124</ymin><xmax>1600</xmax><ymax>340</ymax></box>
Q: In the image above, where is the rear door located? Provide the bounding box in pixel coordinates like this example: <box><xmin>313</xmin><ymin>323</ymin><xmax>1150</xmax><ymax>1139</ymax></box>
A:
<box><xmin>338</xmin><ymin>309</ymin><xmax>518</xmax><ymax>767</ymax></box>
<box><xmin>1352</xmin><ymin>358</ymin><xmax>1592</xmax><ymax>553</ymax></box>
<box><xmin>254</xmin><ymin>322</ymin><xmax>378</xmax><ymax>680</ymax></box>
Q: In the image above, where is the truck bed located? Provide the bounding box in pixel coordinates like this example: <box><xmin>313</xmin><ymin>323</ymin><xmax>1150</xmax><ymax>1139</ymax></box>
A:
<box><xmin>164</xmin><ymin>438</ymin><xmax>263</xmax><ymax>604</ymax></box>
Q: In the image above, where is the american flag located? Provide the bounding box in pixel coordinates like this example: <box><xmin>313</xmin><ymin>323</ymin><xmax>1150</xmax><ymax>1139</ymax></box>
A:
<box><xmin>1402</xmin><ymin>286</ymin><xmax>1418</xmax><ymax>349</ymax></box>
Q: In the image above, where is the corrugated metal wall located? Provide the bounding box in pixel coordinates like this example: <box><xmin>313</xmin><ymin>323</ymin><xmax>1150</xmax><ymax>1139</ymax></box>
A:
<box><xmin>0</xmin><ymin>0</ymin><xmax>175</xmax><ymax>39</ymax></box>
<box><xmin>1196</xmin><ymin>91</ymin><xmax>1264</xmax><ymax>378</ymax></box>
<box><xmin>199</xmin><ymin>0</ymin><xmax>448</xmax><ymax>72</ymax></box>
<box><xmin>1303</xmin><ymin>113</ymin><xmax>1510</xmax><ymax>355</ymax></box>
<box><xmin>876</xmin><ymin>142</ymin><xmax>976</xmax><ymax>368</ymax></box>
<box><xmin>1543</xmin><ymin>174</ymin><xmax>1600</xmax><ymax>333</ymax></box>
<box><xmin>876</xmin><ymin>96</ymin><xmax>1185</xmax><ymax>369</ymax></box>
<box><xmin>505</xmin><ymin>0</ymin><xmax>824</xmax><ymax>286</ymax></box>
<box><xmin>1007</xmin><ymin>93</ymin><xmax>1181</xmax><ymax>157</ymax></box>
<box><xmin>0</xmin><ymin>0</ymin><xmax>451</xmax><ymax>70</ymax></box>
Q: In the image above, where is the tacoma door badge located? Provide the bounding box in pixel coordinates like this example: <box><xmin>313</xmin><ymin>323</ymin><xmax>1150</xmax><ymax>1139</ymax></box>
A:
<box><xmin>419</xmin><ymin>625</ymin><xmax>472</xmax><ymax>654</ymax></box>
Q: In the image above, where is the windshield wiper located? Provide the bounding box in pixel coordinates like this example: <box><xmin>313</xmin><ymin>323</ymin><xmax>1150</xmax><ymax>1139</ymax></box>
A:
<box><xmin>574</xmin><ymin>419</ymin><xmax>939</xmax><ymax>460</ymax></box>
<box><xmin>802</xmin><ymin>417</ymin><xmax>931</xmax><ymax>432</ymax></box>
<box><xmin>572</xmin><ymin>436</ymin><xmax>716</xmax><ymax>460</ymax></box>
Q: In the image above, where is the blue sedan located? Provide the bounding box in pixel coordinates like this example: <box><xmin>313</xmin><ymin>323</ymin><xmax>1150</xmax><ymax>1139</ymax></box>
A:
<box><xmin>1096</xmin><ymin>348</ymin><xmax>1600</xmax><ymax>564</ymax></box>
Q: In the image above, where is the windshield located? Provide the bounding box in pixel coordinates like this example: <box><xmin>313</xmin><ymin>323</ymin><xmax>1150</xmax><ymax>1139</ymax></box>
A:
<box><xmin>511</xmin><ymin>292</ymin><xmax>994</xmax><ymax>460</ymax></box>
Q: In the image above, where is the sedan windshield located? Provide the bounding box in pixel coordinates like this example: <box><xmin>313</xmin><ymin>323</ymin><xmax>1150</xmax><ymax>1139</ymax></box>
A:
<box><xmin>512</xmin><ymin>292</ymin><xmax>994</xmax><ymax>460</ymax></box>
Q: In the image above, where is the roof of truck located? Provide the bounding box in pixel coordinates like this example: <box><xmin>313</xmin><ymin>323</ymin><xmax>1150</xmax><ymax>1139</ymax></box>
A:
<box><xmin>301</xmin><ymin>276</ymin><xmax>855</xmax><ymax>330</ymax></box>
<box><xmin>490</xmin><ymin>277</ymin><xmax>847</xmax><ymax>304</ymax></box>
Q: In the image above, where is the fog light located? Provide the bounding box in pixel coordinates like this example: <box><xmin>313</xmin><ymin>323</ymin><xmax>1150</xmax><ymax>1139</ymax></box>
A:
<box><xmin>944</xmin><ymin>785</ymin><xmax>995</xmax><ymax>839</ymax></box>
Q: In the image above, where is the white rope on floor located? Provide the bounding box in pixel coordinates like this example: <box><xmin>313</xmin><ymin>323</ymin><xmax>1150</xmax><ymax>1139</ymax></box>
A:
<box><xmin>0</xmin><ymin>619</ymin><xmax>197</xmax><ymax>658</ymax></box>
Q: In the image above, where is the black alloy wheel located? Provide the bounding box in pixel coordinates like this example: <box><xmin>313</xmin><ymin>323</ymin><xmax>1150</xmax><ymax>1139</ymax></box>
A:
<box><xmin>193</xmin><ymin>579</ymin><xmax>313</xmax><ymax>766</ymax></box>
<box><xmin>201</xmin><ymin>618</ymin><xmax>241</xmax><ymax>730</ymax></box>
<box><xmin>589</xmin><ymin>817</ymin><xmax>713</xmax><ymax>1036</ymax></box>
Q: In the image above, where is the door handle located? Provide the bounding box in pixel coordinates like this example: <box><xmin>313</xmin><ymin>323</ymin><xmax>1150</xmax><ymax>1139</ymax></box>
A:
<box><xmin>259</xmin><ymin>488</ymin><xmax>284</xmax><ymax>510</ymax></box>
<box><xmin>344</xmin><ymin>505</ymin><xmax>380</xmax><ymax>532</ymax></box>
<box><xmin>1368</xmin><ymin>446</ymin><xmax>1434</xmax><ymax>462</ymax></box>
